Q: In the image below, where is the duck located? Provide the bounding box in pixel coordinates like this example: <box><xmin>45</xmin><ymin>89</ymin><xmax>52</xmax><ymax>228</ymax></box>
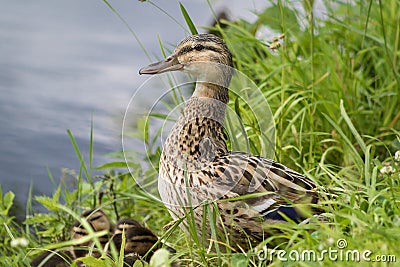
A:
<box><xmin>105</xmin><ymin>218</ymin><xmax>175</xmax><ymax>265</ymax></box>
<box><xmin>139</xmin><ymin>33</ymin><xmax>319</xmax><ymax>250</ymax></box>
<box><xmin>70</xmin><ymin>209</ymin><xmax>113</xmax><ymax>259</ymax></box>
<box><xmin>30</xmin><ymin>209</ymin><xmax>113</xmax><ymax>267</ymax></box>
<box><xmin>30</xmin><ymin>249</ymin><xmax>73</xmax><ymax>267</ymax></box>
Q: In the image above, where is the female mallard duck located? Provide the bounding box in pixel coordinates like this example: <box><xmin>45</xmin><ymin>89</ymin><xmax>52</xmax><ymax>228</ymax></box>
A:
<box><xmin>139</xmin><ymin>33</ymin><xmax>319</xmax><ymax>250</ymax></box>
<box><xmin>31</xmin><ymin>209</ymin><xmax>113</xmax><ymax>267</ymax></box>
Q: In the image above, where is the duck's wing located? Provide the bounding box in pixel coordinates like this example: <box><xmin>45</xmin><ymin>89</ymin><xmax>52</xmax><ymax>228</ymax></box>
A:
<box><xmin>210</xmin><ymin>151</ymin><xmax>318</xmax><ymax>221</ymax></box>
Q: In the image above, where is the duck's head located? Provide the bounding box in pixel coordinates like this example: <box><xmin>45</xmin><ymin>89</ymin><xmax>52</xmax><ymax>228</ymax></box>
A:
<box><xmin>70</xmin><ymin>209</ymin><xmax>112</xmax><ymax>242</ymax></box>
<box><xmin>139</xmin><ymin>33</ymin><xmax>233</xmax><ymax>80</ymax></box>
<box><xmin>83</xmin><ymin>209</ymin><xmax>112</xmax><ymax>233</ymax></box>
<box><xmin>70</xmin><ymin>209</ymin><xmax>112</xmax><ymax>258</ymax></box>
<box><xmin>114</xmin><ymin>218</ymin><xmax>142</xmax><ymax>234</ymax></box>
<box><xmin>109</xmin><ymin>225</ymin><xmax>158</xmax><ymax>259</ymax></box>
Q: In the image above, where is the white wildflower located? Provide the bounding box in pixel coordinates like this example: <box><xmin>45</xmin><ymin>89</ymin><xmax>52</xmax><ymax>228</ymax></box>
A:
<box><xmin>380</xmin><ymin>165</ymin><xmax>395</xmax><ymax>174</ymax></box>
<box><xmin>10</xmin><ymin>237</ymin><xmax>29</xmax><ymax>247</ymax></box>
<box><xmin>394</xmin><ymin>151</ymin><xmax>400</xmax><ymax>162</ymax></box>
<box><xmin>393</xmin><ymin>215</ymin><xmax>400</xmax><ymax>227</ymax></box>
<box><xmin>327</xmin><ymin>237</ymin><xmax>334</xmax><ymax>245</ymax></box>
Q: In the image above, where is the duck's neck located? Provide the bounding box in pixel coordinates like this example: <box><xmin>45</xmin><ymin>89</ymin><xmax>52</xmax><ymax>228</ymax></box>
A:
<box><xmin>163</xmin><ymin>82</ymin><xmax>229</xmax><ymax>168</ymax></box>
<box><xmin>184</xmin><ymin>82</ymin><xmax>229</xmax><ymax>128</ymax></box>
<box><xmin>192</xmin><ymin>82</ymin><xmax>229</xmax><ymax>105</ymax></box>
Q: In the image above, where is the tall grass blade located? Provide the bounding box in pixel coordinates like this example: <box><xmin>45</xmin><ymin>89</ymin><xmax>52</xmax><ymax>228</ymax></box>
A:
<box><xmin>67</xmin><ymin>129</ymin><xmax>92</xmax><ymax>186</ymax></box>
<box><xmin>25</xmin><ymin>182</ymin><xmax>33</xmax><ymax>235</ymax></box>
<box><xmin>101</xmin><ymin>0</ymin><xmax>151</xmax><ymax>60</ymax></box>
<box><xmin>180</xmin><ymin>2</ymin><xmax>198</xmax><ymax>35</ymax></box>
<box><xmin>322</xmin><ymin>113</ymin><xmax>364</xmax><ymax>169</ymax></box>
<box><xmin>340</xmin><ymin>99</ymin><xmax>367</xmax><ymax>154</ymax></box>
<box><xmin>147</xmin><ymin>1</ymin><xmax>189</xmax><ymax>34</ymax></box>
<box><xmin>89</xmin><ymin>115</ymin><xmax>94</xmax><ymax>173</ymax></box>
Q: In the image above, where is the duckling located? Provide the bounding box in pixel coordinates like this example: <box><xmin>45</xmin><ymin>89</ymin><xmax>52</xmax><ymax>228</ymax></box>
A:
<box><xmin>70</xmin><ymin>209</ymin><xmax>113</xmax><ymax>259</ymax></box>
<box><xmin>112</xmin><ymin>218</ymin><xmax>142</xmax><ymax>234</ymax></box>
<box><xmin>30</xmin><ymin>250</ymin><xmax>73</xmax><ymax>267</ymax></box>
<box><xmin>105</xmin><ymin>218</ymin><xmax>176</xmax><ymax>265</ymax></box>
<box><xmin>139</xmin><ymin>33</ymin><xmax>320</xmax><ymax>250</ymax></box>
<box><xmin>31</xmin><ymin>209</ymin><xmax>113</xmax><ymax>267</ymax></box>
<box><xmin>105</xmin><ymin>218</ymin><xmax>159</xmax><ymax>263</ymax></box>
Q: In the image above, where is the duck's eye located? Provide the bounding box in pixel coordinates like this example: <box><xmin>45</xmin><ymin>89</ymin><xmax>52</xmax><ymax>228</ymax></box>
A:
<box><xmin>194</xmin><ymin>44</ymin><xmax>204</xmax><ymax>51</ymax></box>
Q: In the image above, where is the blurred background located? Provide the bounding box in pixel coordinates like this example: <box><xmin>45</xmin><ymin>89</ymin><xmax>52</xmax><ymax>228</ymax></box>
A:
<box><xmin>0</xmin><ymin>1</ymin><xmax>274</xmax><ymax>216</ymax></box>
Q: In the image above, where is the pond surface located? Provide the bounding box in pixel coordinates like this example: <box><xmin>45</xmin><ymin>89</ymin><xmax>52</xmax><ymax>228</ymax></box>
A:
<box><xmin>0</xmin><ymin>0</ymin><xmax>268</xmax><ymax>216</ymax></box>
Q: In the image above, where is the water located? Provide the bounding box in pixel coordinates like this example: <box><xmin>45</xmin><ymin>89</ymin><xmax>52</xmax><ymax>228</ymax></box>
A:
<box><xmin>0</xmin><ymin>0</ymin><xmax>269</xmax><ymax>216</ymax></box>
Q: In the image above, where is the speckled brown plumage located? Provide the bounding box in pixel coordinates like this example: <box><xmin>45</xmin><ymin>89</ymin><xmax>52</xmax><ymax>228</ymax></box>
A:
<box><xmin>140</xmin><ymin>33</ymin><xmax>319</xmax><ymax>251</ymax></box>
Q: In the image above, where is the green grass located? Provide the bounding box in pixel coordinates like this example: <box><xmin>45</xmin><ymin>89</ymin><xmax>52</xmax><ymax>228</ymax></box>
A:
<box><xmin>1</xmin><ymin>0</ymin><xmax>400</xmax><ymax>266</ymax></box>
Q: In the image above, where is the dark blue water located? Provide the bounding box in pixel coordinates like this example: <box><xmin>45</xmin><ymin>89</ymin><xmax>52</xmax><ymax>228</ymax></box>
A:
<box><xmin>0</xmin><ymin>0</ymin><xmax>268</xmax><ymax>215</ymax></box>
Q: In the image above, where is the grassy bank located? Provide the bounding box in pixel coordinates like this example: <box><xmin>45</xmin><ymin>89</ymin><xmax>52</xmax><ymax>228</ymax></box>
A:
<box><xmin>1</xmin><ymin>0</ymin><xmax>399</xmax><ymax>266</ymax></box>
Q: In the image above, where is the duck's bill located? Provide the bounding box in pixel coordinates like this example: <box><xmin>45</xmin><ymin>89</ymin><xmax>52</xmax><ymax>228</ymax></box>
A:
<box><xmin>139</xmin><ymin>56</ymin><xmax>183</xmax><ymax>75</ymax></box>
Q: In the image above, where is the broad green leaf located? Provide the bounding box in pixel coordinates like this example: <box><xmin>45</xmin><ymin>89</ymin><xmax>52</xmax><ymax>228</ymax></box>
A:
<box><xmin>2</xmin><ymin>191</ymin><xmax>14</xmax><ymax>215</ymax></box>
<box><xmin>77</xmin><ymin>256</ymin><xmax>108</xmax><ymax>267</ymax></box>
<box><xmin>149</xmin><ymin>248</ymin><xmax>170</xmax><ymax>267</ymax></box>
<box><xmin>95</xmin><ymin>161</ymin><xmax>136</xmax><ymax>170</ymax></box>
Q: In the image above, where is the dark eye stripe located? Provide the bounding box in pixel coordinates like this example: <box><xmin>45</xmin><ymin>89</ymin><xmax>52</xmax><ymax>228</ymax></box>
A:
<box><xmin>89</xmin><ymin>214</ymin><xmax>103</xmax><ymax>222</ymax></box>
<box><xmin>177</xmin><ymin>44</ymin><xmax>224</xmax><ymax>56</ymax></box>
<box><xmin>194</xmin><ymin>44</ymin><xmax>203</xmax><ymax>51</ymax></box>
